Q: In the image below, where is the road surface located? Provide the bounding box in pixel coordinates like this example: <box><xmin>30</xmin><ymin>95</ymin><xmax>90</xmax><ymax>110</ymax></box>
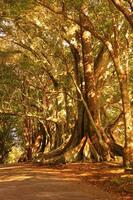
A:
<box><xmin>0</xmin><ymin>164</ymin><xmax>118</xmax><ymax>200</ymax></box>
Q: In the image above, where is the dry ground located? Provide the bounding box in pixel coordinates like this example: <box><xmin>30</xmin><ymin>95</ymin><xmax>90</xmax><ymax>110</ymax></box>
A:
<box><xmin>0</xmin><ymin>163</ymin><xmax>132</xmax><ymax>200</ymax></box>
<box><xmin>55</xmin><ymin>162</ymin><xmax>133</xmax><ymax>200</ymax></box>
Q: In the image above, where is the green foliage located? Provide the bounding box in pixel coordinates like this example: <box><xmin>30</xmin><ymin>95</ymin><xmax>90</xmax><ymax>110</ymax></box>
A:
<box><xmin>1</xmin><ymin>0</ymin><xmax>35</xmax><ymax>16</ymax></box>
<box><xmin>6</xmin><ymin>146</ymin><xmax>24</xmax><ymax>163</ymax></box>
<box><xmin>0</xmin><ymin>115</ymin><xmax>16</xmax><ymax>163</ymax></box>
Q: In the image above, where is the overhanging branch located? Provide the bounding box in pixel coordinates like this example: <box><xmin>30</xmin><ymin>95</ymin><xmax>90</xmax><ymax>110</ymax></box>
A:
<box><xmin>0</xmin><ymin>110</ymin><xmax>57</xmax><ymax>123</ymax></box>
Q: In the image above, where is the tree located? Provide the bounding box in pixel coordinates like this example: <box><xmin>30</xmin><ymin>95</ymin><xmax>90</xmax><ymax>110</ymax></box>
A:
<box><xmin>0</xmin><ymin>115</ymin><xmax>19</xmax><ymax>163</ymax></box>
<box><xmin>0</xmin><ymin>0</ymin><xmax>132</xmax><ymax>169</ymax></box>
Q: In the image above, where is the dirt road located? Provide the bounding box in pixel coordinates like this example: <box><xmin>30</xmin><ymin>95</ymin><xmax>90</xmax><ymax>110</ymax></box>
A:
<box><xmin>0</xmin><ymin>164</ymin><xmax>118</xmax><ymax>200</ymax></box>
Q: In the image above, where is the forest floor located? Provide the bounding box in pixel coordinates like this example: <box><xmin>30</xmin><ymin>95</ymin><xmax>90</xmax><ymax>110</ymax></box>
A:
<box><xmin>0</xmin><ymin>162</ymin><xmax>132</xmax><ymax>200</ymax></box>
<box><xmin>55</xmin><ymin>162</ymin><xmax>133</xmax><ymax>200</ymax></box>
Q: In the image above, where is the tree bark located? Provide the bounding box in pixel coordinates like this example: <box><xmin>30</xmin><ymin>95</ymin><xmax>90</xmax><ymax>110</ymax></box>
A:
<box><xmin>80</xmin><ymin>22</ymin><xmax>112</xmax><ymax>161</ymax></box>
<box><xmin>119</xmin><ymin>73</ymin><xmax>133</xmax><ymax>169</ymax></box>
<box><xmin>110</xmin><ymin>0</ymin><xmax>133</xmax><ymax>27</ymax></box>
<box><xmin>105</xmin><ymin>40</ymin><xmax>133</xmax><ymax>169</ymax></box>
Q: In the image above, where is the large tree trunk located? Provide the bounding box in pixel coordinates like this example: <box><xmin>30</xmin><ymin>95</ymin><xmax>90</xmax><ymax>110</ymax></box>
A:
<box><xmin>80</xmin><ymin>24</ymin><xmax>112</xmax><ymax>161</ymax></box>
<box><xmin>40</xmin><ymin>136</ymin><xmax>87</xmax><ymax>165</ymax></box>
<box><xmin>105</xmin><ymin>39</ymin><xmax>133</xmax><ymax>169</ymax></box>
<box><xmin>23</xmin><ymin>117</ymin><xmax>32</xmax><ymax>161</ymax></box>
<box><xmin>119</xmin><ymin>73</ymin><xmax>133</xmax><ymax>169</ymax></box>
<box><xmin>37</xmin><ymin>121</ymin><xmax>78</xmax><ymax>162</ymax></box>
<box><xmin>68</xmin><ymin>41</ymin><xmax>85</xmax><ymax>142</ymax></box>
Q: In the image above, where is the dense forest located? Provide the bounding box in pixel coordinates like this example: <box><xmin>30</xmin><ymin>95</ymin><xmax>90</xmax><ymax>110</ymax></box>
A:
<box><xmin>0</xmin><ymin>0</ymin><xmax>132</xmax><ymax>171</ymax></box>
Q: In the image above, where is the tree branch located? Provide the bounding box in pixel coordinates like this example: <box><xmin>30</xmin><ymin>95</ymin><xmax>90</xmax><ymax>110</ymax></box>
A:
<box><xmin>110</xmin><ymin>0</ymin><xmax>133</xmax><ymax>27</ymax></box>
